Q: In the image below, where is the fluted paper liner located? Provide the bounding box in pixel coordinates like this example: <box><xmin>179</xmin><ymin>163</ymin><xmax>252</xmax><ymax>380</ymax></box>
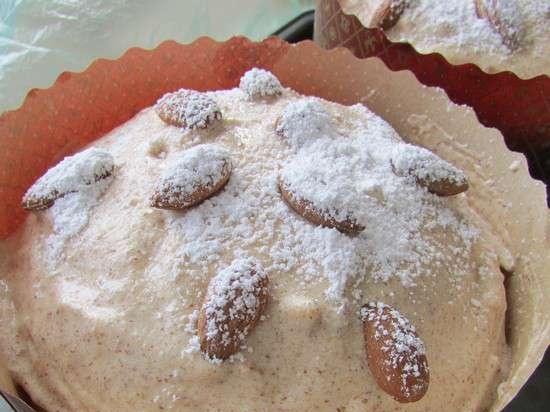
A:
<box><xmin>314</xmin><ymin>0</ymin><xmax>550</xmax><ymax>192</ymax></box>
<box><xmin>0</xmin><ymin>37</ymin><xmax>548</xmax><ymax>412</ymax></box>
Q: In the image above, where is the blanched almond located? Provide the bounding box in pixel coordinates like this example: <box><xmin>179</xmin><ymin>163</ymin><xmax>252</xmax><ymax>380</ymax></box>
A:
<box><xmin>197</xmin><ymin>258</ymin><xmax>269</xmax><ymax>360</ymax></box>
<box><xmin>150</xmin><ymin>144</ymin><xmax>232</xmax><ymax>210</ymax></box>
<box><xmin>278</xmin><ymin>179</ymin><xmax>364</xmax><ymax>234</ymax></box>
<box><xmin>370</xmin><ymin>0</ymin><xmax>408</xmax><ymax>30</ymax></box>
<box><xmin>361</xmin><ymin>302</ymin><xmax>429</xmax><ymax>403</ymax></box>
<box><xmin>155</xmin><ymin>89</ymin><xmax>222</xmax><ymax>129</ymax></box>
<box><xmin>391</xmin><ymin>143</ymin><xmax>468</xmax><ymax>196</ymax></box>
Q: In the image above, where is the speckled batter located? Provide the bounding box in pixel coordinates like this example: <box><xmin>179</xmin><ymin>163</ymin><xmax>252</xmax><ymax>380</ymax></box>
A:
<box><xmin>0</xmin><ymin>85</ymin><xmax>512</xmax><ymax>411</ymax></box>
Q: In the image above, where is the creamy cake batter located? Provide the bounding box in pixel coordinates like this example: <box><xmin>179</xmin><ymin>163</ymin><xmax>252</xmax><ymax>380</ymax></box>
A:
<box><xmin>0</xmin><ymin>71</ymin><xmax>512</xmax><ymax>411</ymax></box>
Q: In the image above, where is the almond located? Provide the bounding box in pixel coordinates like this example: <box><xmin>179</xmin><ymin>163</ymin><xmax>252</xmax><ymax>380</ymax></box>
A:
<box><xmin>415</xmin><ymin>174</ymin><xmax>468</xmax><ymax>197</ymax></box>
<box><xmin>278</xmin><ymin>179</ymin><xmax>364</xmax><ymax>234</ymax></box>
<box><xmin>474</xmin><ymin>0</ymin><xmax>524</xmax><ymax>51</ymax></box>
<box><xmin>370</xmin><ymin>0</ymin><xmax>408</xmax><ymax>30</ymax></box>
<box><xmin>391</xmin><ymin>143</ymin><xmax>468</xmax><ymax>196</ymax></box>
<box><xmin>22</xmin><ymin>148</ymin><xmax>114</xmax><ymax>211</ymax></box>
<box><xmin>239</xmin><ymin>68</ymin><xmax>283</xmax><ymax>98</ymax></box>
<box><xmin>197</xmin><ymin>258</ymin><xmax>269</xmax><ymax>360</ymax></box>
<box><xmin>361</xmin><ymin>302</ymin><xmax>429</xmax><ymax>403</ymax></box>
<box><xmin>155</xmin><ymin>89</ymin><xmax>222</xmax><ymax>129</ymax></box>
<box><xmin>151</xmin><ymin>144</ymin><xmax>231</xmax><ymax>210</ymax></box>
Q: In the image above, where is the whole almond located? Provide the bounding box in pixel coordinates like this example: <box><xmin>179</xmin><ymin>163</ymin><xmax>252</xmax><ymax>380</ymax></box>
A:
<box><xmin>239</xmin><ymin>68</ymin><xmax>283</xmax><ymax>98</ymax></box>
<box><xmin>278</xmin><ymin>179</ymin><xmax>364</xmax><ymax>234</ymax></box>
<box><xmin>150</xmin><ymin>144</ymin><xmax>232</xmax><ymax>210</ymax></box>
<box><xmin>361</xmin><ymin>302</ymin><xmax>429</xmax><ymax>403</ymax></box>
<box><xmin>22</xmin><ymin>148</ymin><xmax>114</xmax><ymax>211</ymax></box>
<box><xmin>155</xmin><ymin>89</ymin><xmax>222</xmax><ymax>129</ymax></box>
<box><xmin>474</xmin><ymin>0</ymin><xmax>524</xmax><ymax>51</ymax></box>
<box><xmin>370</xmin><ymin>0</ymin><xmax>408</xmax><ymax>30</ymax></box>
<box><xmin>416</xmin><ymin>174</ymin><xmax>469</xmax><ymax>197</ymax></box>
<box><xmin>391</xmin><ymin>143</ymin><xmax>468</xmax><ymax>196</ymax></box>
<box><xmin>197</xmin><ymin>258</ymin><xmax>269</xmax><ymax>360</ymax></box>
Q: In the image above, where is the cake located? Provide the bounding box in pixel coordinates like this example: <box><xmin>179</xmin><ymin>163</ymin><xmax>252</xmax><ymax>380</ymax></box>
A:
<box><xmin>341</xmin><ymin>0</ymin><xmax>550</xmax><ymax>78</ymax></box>
<box><xmin>0</xmin><ymin>68</ymin><xmax>513</xmax><ymax>411</ymax></box>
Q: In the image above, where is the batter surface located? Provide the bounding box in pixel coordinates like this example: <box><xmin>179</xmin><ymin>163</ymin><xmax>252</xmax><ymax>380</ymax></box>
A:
<box><xmin>0</xmin><ymin>78</ymin><xmax>511</xmax><ymax>411</ymax></box>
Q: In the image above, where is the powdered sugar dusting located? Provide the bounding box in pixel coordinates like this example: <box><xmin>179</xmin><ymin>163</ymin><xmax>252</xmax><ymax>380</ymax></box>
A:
<box><xmin>20</xmin><ymin>147</ymin><xmax>115</xmax><ymax>264</ymax></box>
<box><xmin>30</xmin><ymin>87</ymin><xmax>480</xmax><ymax>311</ymax></box>
<box><xmin>280</xmin><ymin>137</ymin><xmax>373</xmax><ymax>226</ymax></box>
<box><xmin>2</xmin><ymin>83</ymin><xmax>512</xmax><ymax>411</ymax></box>
<box><xmin>239</xmin><ymin>68</ymin><xmax>283</xmax><ymax>98</ymax></box>
<box><xmin>45</xmin><ymin>173</ymin><xmax>114</xmax><ymax>263</ymax></box>
<box><xmin>276</xmin><ymin>98</ymin><xmax>336</xmax><ymax>148</ymax></box>
<box><xmin>396</xmin><ymin>1</ymin><xmax>511</xmax><ymax>53</ymax></box>
<box><xmin>374</xmin><ymin>0</ymin><xmax>550</xmax><ymax>77</ymax></box>
<box><xmin>162</xmin><ymin>94</ymin><xmax>479</xmax><ymax>307</ymax></box>
<box><xmin>483</xmin><ymin>0</ymin><xmax>526</xmax><ymax>50</ymax></box>
<box><xmin>361</xmin><ymin>302</ymin><xmax>426</xmax><ymax>359</ymax></box>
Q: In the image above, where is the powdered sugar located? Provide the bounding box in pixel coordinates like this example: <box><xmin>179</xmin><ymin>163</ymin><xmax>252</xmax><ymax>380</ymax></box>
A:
<box><xmin>203</xmin><ymin>259</ymin><xmax>266</xmax><ymax>336</ymax></box>
<box><xmin>343</xmin><ymin>0</ymin><xmax>550</xmax><ymax>74</ymax></box>
<box><xmin>275</xmin><ymin>98</ymin><xmax>336</xmax><ymax>148</ymax></box>
<box><xmin>277</xmin><ymin>105</ymin><xmax>475</xmax><ymax>291</ymax></box>
<box><xmin>395</xmin><ymin>1</ymin><xmax>511</xmax><ymax>53</ymax></box>
<box><xmin>45</xmin><ymin>169</ymin><xmax>114</xmax><ymax>264</ymax></box>
<box><xmin>239</xmin><ymin>68</ymin><xmax>283</xmax><ymax>98</ymax></box>
<box><xmin>479</xmin><ymin>0</ymin><xmax>526</xmax><ymax>50</ymax></box>
<box><xmin>32</xmin><ymin>87</ymin><xmax>479</xmax><ymax>311</ymax></box>
<box><xmin>160</xmin><ymin>92</ymin><xmax>478</xmax><ymax>307</ymax></box>
<box><xmin>20</xmin><ymin>147</ymin><xmax>114</xmax><ymax>263</ymax></box>
<box><xmin>3</xmin><ymin>77</ymin><xmax>513</xmax><ymax>411</ymax></box>
<box><xmin>184</xmin><ymin>335</ymin><xmax>200</xmax><ymax>355</ymax></box>
<box><xmin>375</xmin><ymin>0</ymin><xmax>550</xmax><ymax>77</ymax></box>
<box><xmin>280</xmin><ymin>136</ymin><xmax>374</xmax><ymax>226</ymax></box>
<box><xmin>184</xmin><ymin>309</ymin><xmax>199</xmax><ymax>334</ymax></box>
